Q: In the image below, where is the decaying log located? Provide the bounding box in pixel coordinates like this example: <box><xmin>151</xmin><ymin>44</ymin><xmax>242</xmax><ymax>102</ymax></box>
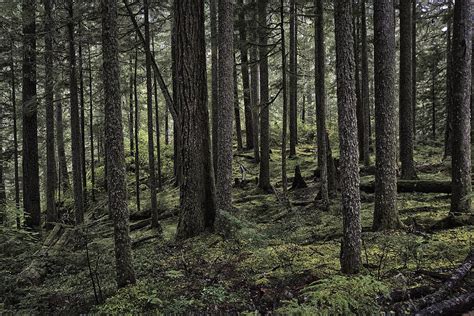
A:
<box><xmin>130</xmin><ymin>219</ymin><xmax>151</xmax><ymax>231</ymax></box>
<box><xmin>360</xmin><ymin>180</ymin><xmax>452</xmax><ymax>193</ymax></box>
<box><xmin>416</xmin><ymin>292</ymin><xmax>474</xmax><ymax>316</ymax></box>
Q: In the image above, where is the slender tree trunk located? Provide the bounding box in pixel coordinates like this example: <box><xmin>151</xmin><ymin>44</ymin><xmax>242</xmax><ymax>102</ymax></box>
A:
<box><xmin>88</xmin><ymin>44</ymin><xmax>96</xmax><ymax>202</ymax></box>
<box><xmin>210</xmin><ymin>0</ymin><xmax>219</xmax><ymax>174</ymax></box>
<box><xmin>237</xmin><ymin>0</ymin><xmax>254</xmax><ymax>150</ymax></box>
<box><xmin>360</xmin><ymin>0</ymin><xmax>370</xmax><ymax>167</ymax></box>
<box><xmin>79</xmin><ymin>29</ymin><xmax>88</xmax><ymax>203</ymax></box>
<box><xmin>315</xmin><ymin>0</ymin><xmax>329</xmax><ymax>208</ymax></box>
<box><xmin>0</xmin><ymin>88</ymin><xmax>5</xmax><ymax>224</ymax></box>
<box><xmin>444</xmin><ymin>1</ymin><xmax>453</xmax><ymax>159</ymax></box>
<box><xmin>11</xmin><ymin>43</ymin><xmax>21</xmax><ymax>228</ymax></box>
<box><xmin>174</xmin><ymin>0</ymin><xmax>216</xmax><ymax>240</ymax></box>
<box><xmin>281</xmin><ymin>0</ymin><xmax>288</xmax><ymax>192</ymax></box>
<box><xmin>56</xmin><ymin>94</ymin><xmax>70</xmax><ymax>195</ymax></box>
<box><xmin>258</xmin><ymin>0</ymin><xmax>271</xmax><ymax>192</ymax></box>
<box><xmin>143</xmin><ymin>0</ymin><xmax>160</xmax><ymax>229</ymax></box>
<box><xmin>450</xmin><ymin>0</ymin><xmax>472</xmax><ymax>214</ymax></box>
<box><xmin>432</xmin><ymin>61</ymin><xmax>437</xmax><ymax>140</ymax></box>
<box><xmin>250</xmin><ymin>0</ymin><xmax>260</xmax><ymax>163</ymax></box>
<box><xmin>133</xmin><ymin>47</ymin><xmax>141</xmax><ymax>215</ymax></box>
<box><xmin>399</xmin><ymin>0</ymin><xmax>417</xmax><ymax>180</ymax></box>
<box><xmin>45</xmin><ymin>0</ymin><xmax>57</xmax><ymax>226</ymax></box>
<box><xmin>67</xmin><ymin>0</ymin><xmax>84</xmax><ymax>225</ymax></box>
<box><xmin>128</xmin><ymin>53</ymin><xmax>134</xmax><ymax>156</ymax></box>
<box><xmin>412</xmin><ymin>0</ymin><xmax>417</xmax><ymax>136</ymax></box>
<box><xmin>22</xmin><ymin>0</ymin><xmax>41</xmax><ymax>228</ymax></box>
<box><xmin>354</xmin><ymin>1</ymin><xmax>364</xmax><ymax>164</ymax></box>
<box><xmin>289</xmin><ymin>0</ymin><xmax>298</xmax><ymax>157</ymax></box>
<box><xmin>152</xmin><ymin>36</ymin><xmax>162</xmax><ymax>190</ymax></box>
<box><xmin>234</xmin><ymin>61</ymin><xmax>244</xmax><ymax>152</ymax></box>
<box><xmin>101</xmin><ymin>0</ymin><xmax>136</xmax><ymax>288</ymax></box>
<box><xmin>373</xmin><ymin>0</ymin><xmax>400</xmax><ymax>230</ymax></box>
<box><xmin>301</xmin><ymin>94</ymin><xmax>306</xmax><ymax>123</ymax></box>
<box><xmin>334</xmin><ymin>0</ymin><xmax>361</xmax><ymax>274</ymax></box>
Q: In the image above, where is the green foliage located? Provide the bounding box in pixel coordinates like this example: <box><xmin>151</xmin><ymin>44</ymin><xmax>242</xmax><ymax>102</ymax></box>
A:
<box><xmin>277</xmin><ymin>275</ymin><xmax>389</xmax><ymax>315</ymax></box>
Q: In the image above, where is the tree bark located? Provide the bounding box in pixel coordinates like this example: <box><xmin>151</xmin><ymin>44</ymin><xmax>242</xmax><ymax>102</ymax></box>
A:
<box><xmin>444</xmin><ymin>1</ymin><xmax>453</xmax><ymax>159</ymax></box>
<box><xmin>128</xmin><ymin>53</ymin><xmax>134</xmax><ymax>156</ymax></box>
<box><xmin>101</xmin><ymin>0</ymin><xmax>136</xmax><ymax>288</ymax></box>
<box><xmin>373</xmin><ymin>0</ymin><xmax>400</xmax><ymax>231</ymax></box>
<box><xmin>133</xmin><ymin>47</ymin><xmax>141</xmax><ymax>215</ymax></box>
<box><xmin>450</xmin><ymin>0</ymin><xmax>472</xmax><ymax>214</ymax></box>
<box><xmin>250</xmin><ymin>0</ymin><xmax>260</xmax><ymax>163</ymax></box>
<box><xmin>56</xmin><ymin>94</ymin><xmax>70</xmax><ymax>195</ymax></box>
<box><xmin>152</xmin><ymin>36</ymin><xmax>162</xmax><ymax>190</ymax></box>
<box><xmin>78</xmin><ymin>29</ymin><xmax>87</xmax><ymax>204</ymax></box>
<box><xmin>289</xmin><ymin>0</ymin><xmax>298</xmax><ymax>157</ymax></box>
<box><xmin>22</xmin><ymin>0</ymin><xmax>41</xmax><ymax>228</ymax></box>
<box><xmin>234</xmin><ymin>61</ymin><xmax>243</xmax><ymax>152</ymax></box>
<box><xmin>11</xmin><ymin>42</ymin><xmax>21</xmax><ymax>228</ymax></box>
<box><xmin>281</xmin><ymin>0</ymin><xmax>288</xmax><ymax>192</ymax></box>
<box><xmin>88</xmin><ymin>44</ymin><xmax>96</xmax><ymax>202</ymax></box>
<box><xmin>174</xmin><ymin>0</ymin><xmax>216</xmax><ymax>240</ymax></box>
<box><xmin>210</xmin><ymin>0</ymin><xmax>219</xmax><ymax>174</ymax></box>
<box><xmin>360</xmin><ymin>0</ymin><xmax>371</xmax><ymax>167</ymax></box>
<box><xmin>334</xmin><ymin>0</ymin><xmax>361</xmax><ymax>274</ymax></box>
<box><xmin>399</xmin><ymin>0</ymin><xmax>417</xmax><ymax>180</ymax></box>
<box><xmin>412</xmin><ymin>0</ymin><xmax>417</xmax><ymax>136</ymax></box>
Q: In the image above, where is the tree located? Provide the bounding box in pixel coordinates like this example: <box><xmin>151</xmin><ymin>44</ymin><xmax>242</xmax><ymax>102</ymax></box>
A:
<box><xmin>334</xmin><ymin>0</ymin><xmax>361</xmax><ymax>274</ymax></box>
<box><xmin>44</xmin><ymin>0</ymin><xmax>57</xmax><ymax>226</ymax></box>
<box><xmin>399</xmin><ymin>0</ymin><xmax>417</xmax><ymax>180</ymax></box>
<box><xmin>22</xmin><ymin>0</ymin><xmax>41</xmax><ymax>228</ymax></box>
<box><xmin>360</xmin><ymin>0</ymin><xmax>370</xmax><ymax>166</ymax></box>
<box><xmin>280</xmin><ymin>0</ymin><xmax>288</xmax><ymax>192</ymax></box>
<box><xmin>412</xmin><ymin>0</ymin><xmax>417</xmax><ymax>134</ymax></box>
<box><xmin>174</xmin><ymin>0</ymin><xmax>216</xmax><ymax>240</ymax></box>
<box><xmin>88</xmin><ymin>44</ymin><xmax>96</xmax><ymax>201</ymax></box>
<box><xmin>373</xmin><ymin>0</ymin><xmax>400</xmax><ymax>230</ymax></box>
<box><xmin>216</xmin><ymin>0</ymin><xmax>234</xmax><ymax>210</ymax></box>
<box><xmin>210</xmin><ymin>0</ymin><xmax>218</xmax><ymax>173</ymax></box>
<box><xmin>0</xmin><ymin>96</ymin><xmax>5</xmax><ymax>224</ymax></box>
<box><xmin>101</xmin><ymin>0</ymin><xmax>136</xmax><ymax>288</ymax></box>
<box><xmin>144</xmin><ymin>0</ymin><xmax>160</xmax><ymax>229</ymax></box>
<box><xmin>10</xmin><ymin>41</ymin><xmax>21</xmax><ymax>228</ymax></box>
<box><xmin>257</xmin><ymin>0</ymin><xmax>271</xmax><ymax>192</ymax></box>
<box><xmin>289</xmin><ymin>0</ymin><xmax>298</xmax><ymax>157</ymax></box>
<box><xmin>56</xmin><ymin>92</ymin><xmax>70</xmax><ymax>196</ymax></box>
<box><xmin>79</xmin><ymin>29</ymin><xmax>87</xmax><ymax>203</ymax></box>
<box><xmin>314</xmin><ymin>0</ymin><xmax>329</xmax><ymax>208</ymax></box>
<box><xmin>249</xmin><ymin>0</ymin><xmax>260</xmax><ymax>163</ymax></box>
<box><xmin>444</xmin><ymin>0</ymin><xmax>453</xmax><ymax>159</ymax></box>
<box><xmin>450</xmin><ymin>0</ymin><xmax>472</xmax><ymax>214</ymax></box>
<box><xmin>234</xmin><ymin>61</ymin><xmax>244</xmax><ymax>152</ymax></box>
<box><xmin>67</xmin><ymin>0</ymin><xmax>84</xmax><ymax>225</ymax></box>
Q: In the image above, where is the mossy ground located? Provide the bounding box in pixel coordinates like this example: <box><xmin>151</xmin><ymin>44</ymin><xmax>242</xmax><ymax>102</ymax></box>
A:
<box><xmin>1</xmin><ymin>144</ymin><xmax>472</xmax><ymax>314</ymax></box>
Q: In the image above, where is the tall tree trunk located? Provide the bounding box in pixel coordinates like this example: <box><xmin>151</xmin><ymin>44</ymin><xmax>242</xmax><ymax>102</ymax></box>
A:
<box><xmin>101</xmin><ymin>0</ymin><xmax>136</xmax><ymax>288</ymax></box>
<box><xmin>444</xmin><ymin>0</ymin><xmax>453</xmax><ymax>159</ymax></box>
<box><xmin>353</xmin><ymin>1</ymin><xmax>363</xmax><ymax>164</ymax></box>
<box><xmin>373</xmin><ymin>0</ymin><xmax>400</xmax><ymax>230</ymax></box>
<box><xmin>11</xmin><ymin>42</ymin><xmax>21</xmax><ymax>228</ymax></box>
<box><xmin>88</xmin><ymin>44</ymin><xmax>96</xmax><ymax>202</ymax></box>
<box><xmin>45</xmin><ymin>0</ymin><xmax>57</xmax><ymax>226</ymax></box>
<box><xmin>258</xmin><ymin>0</ymin><xmax>271</xmax><ymax>192</ymax></box>
<box><xmin>234</xmin><ymin>61</ymin><xmax>244</xmax><ymax>152</ymax></box>
<box><xmin>432</xmin><ymin>61</ymin><xmax>437</xmax><ymax>140</ymax></box>
<box><xmin>315</xmin><ymin>0</ymin><xmax>329</xmax><ymax>208</ymax></box>
<box><xmin>79</xmin><ymin>29</ymin><xmax>87</xmax><ymax>204</ymax></box>
<box><xmin>281</xmin><ymin>0</ymin><xmax>288</xmax><ymax>192</ymax></box>
<box><xmin>250</xmin><ymin>0</ymin><xmax>260</xmax><ymax>163</ymax></box>
<box><xmin>0</xmin><ymin>88</ymin><xmax>5</xmax><ymax>224</ymax></box>
<box><xmin>128</xmin><ymin>53</ymin><xmax>134</xmax><ymax>156</ymax></box>
<box><xmin>289</xmin><ymin>0</ymin><xmax>298</xmax><ymax>157</ymax></box>
<box><xmin>56</xmin><ymin>94</ymin><xmax>70</xmax><ymax>195</ymax></box>
<box><xmin>450</xmin><ymin>0</ymin><xmax>472</xmax><ymax>214</ymax></box>
<box><xmin>67</xmin><ymin>0</ymin><xmax>84</xmax><ymax>225</ymax></box>
<box><xmin>399</xmin><ymin>0</ymin><xmax>417</xmax><ymax>180</ymax></box>
<box><xmin>22</xmin><ymin>0</ymin><xmax>41</xmax><ymax>228</ymax></box>
<box><xmin>216</xmin><ymin>0</ymin><xmax>235</xmax><ymax>210</ymax></box>
<box><xmin>152</xmin><ymin>36</ymin><xmax>162</xmax><ymax>190</ymax></box>
<box><xmin>174</xmin><ymin>0</ymin><xmax>216</xmax><ymax>240</ymax></box>
<box><xmin>360</xmin><ymin>0</ymin><xmax>371</xmax><ymax>167</ymax></box>
<box><xmin>133</xmin><ymin>47</ymin><xmax>141</xmax><ymax>215</ymax></box>
<box><xmin>237</xmin><ymin>0</ymin><xmax>254</xmax><ymax>150</ymax></box>
<box><xmin>334</xmin><ymin>0</ymin><xmax>361</xmax><ymax>274</ymax></box>
<box><xmin>143</xmin><ymin>0</ymin><xmax>160</xmax><ymax>230</ymax></box>
<box><xmin>210</xmin><ymin>0</ymin><xmax>219</xmax><ymax>174</ymax></box>
<box><xmin>412</xmin><ymin>0</ymin><xmax>417</xmax><ymax>136</ymax></box>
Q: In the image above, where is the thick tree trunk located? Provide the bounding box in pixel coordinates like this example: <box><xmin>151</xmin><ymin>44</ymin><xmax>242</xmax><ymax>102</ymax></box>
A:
<box><xmin>334</xmin><ymin>0</ymin><xmax>361</xmax><ymax>274</ymax></box>
<box><xmin>22</xmin><ymin>0</ymin><xmax>41</xmax><ymax>228</ymax></box>
<box><xmin>101</xmin><ymin>0</ymin><xmax>136</xmax><ymax>288</ymax></box>
<box><xmin>216</xmin><ymin>0</ymin><xmax>235</xmax><ymax>210</ymax></box>
<box><xmin>67</xmin><ymin>0</ymin><xmax>84</xmax><ymax>225</ymax></box>
<box><xmin>360</xmin><ymin>0</ymin><xmax>371</xmax><ymax>167</ymax></box>
<box><xmin>174</xmin><ymin>0</ymin><xmax>216</xmax><ymax>240</ymax></box>
<box><xmin>44</xmin><ymin>0</ymin><xmax>57</xmax><ymax>226</ymax></box>
<box><xmin>373</xmin><ymin>0</ymin><xmax>400</xmax><ymax>230</ymax></box>
<box><xmin>289</xmin><ymin>0</ymin><xmax>297</xmax><ymax>157</ymax></box>
<box><xmin>399</xmin><ymin>0</ymin><xmax>417</xmax><ymax>180</ymax></box>
<box><xmin>237</xmin><ymin>0</ymin><xmax>254</xmax><ymax>150</ymax></box>
<box><xmin>315</xmin><ymin>0</ymin><xmax>329</xmax><ymax>207</ymax></box>
<box><xmin>450</xmin><ymin>0</ymin><xmax>472</xmax><ymax>214</ymax></box>
<box><xmin>143</xmin><ymin>0</ymin><xmax>160</xmax><ymax>230</ymax></box>
<box><xmin>258</xmin><ymin>0</ymin><xmax>271</xmax><ymax>192</ymax></box>
<box><xmin>250</xmin><ymin>0</ymin><xmax>260</xmax><ymax>163</ymax></box>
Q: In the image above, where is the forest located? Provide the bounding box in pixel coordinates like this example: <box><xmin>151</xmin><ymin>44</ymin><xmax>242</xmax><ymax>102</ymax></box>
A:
<box><xmin>0</xmin><ymin>0</ymin><xmax>473</xmax><ymax>314</ymax></box>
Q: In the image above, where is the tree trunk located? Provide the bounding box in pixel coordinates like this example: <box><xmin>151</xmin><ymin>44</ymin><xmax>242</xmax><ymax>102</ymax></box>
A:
<box><xmin>334</xmin><ymin>0</ymin><xmax>361</xmax><ymax>274</ymax></box>
<box><xmin>152</xmin><ymin>36</ymin><xmax>162</xmax><ymax>190</ymax></box>
<box><xmin>22</xmin><ymin>0</ymin><xmax>41</xmax><ymax>228</ymax></box>
<box><xmin>373</xmin><ymin>0</ymin><xmax>400</xmax><ymax>230</ymax></box>
<box><xmin>11</xmin><ymin>42</ymin><xmax>21</xmax><ymax>228</ymax></box>
<box><xmin>450</xmin><ymin>0</ymin><xmax>472</xmax><ymax>214</ymax></box>
<box><xmin>210</xmin><ymin>0</ymin><xmax>218</xmax><ymax>174</ymax></box>
<box><xmin>44</xmin><ymin>0</ymin><xmax>57</xmax><ymax>225</ymax></box>
<box><xmin>143</xmin><ymin>0</ymin><xmax>160</xmax><ymax>230</ymax></box>
<box><xmin>0</xmin><ymin>87</ymin><xmax>5</xmax><ymax>224</ymax></box>
<box><xmin>128</xmin><ymin>53</ymin><xmax>134</xmax><ymax>156</ymax></box>
<box><xmin>360</xmin><ymin>0</ymin><xmax>370</xmax><ymax>167</ymax></box>
<box><xmin>399</xmin><ymin>0</ymin><xmax>417</xmax><ymax>180</ymax></box>
<box><xmin>56</xmin><ymin>94</ymin><xmax>70</xmax><ymax>195</ymax></box>
<box><xmin>216</xmin><ymin>0</ymin><xmax>235</xmax><ymax>210</ymax></box>
<box><xmin>174</xmin><ymin>0</ymin><xmax>216</xmax><ymax>240</ymax></box>
<box><xmin>234</xmin><ymin>61</ymin><xmax>243</xmax><ymax>152</ymax></box>
<box><xmin>258</xmin><ymin>0</ymin><xmax>271</xmax><ymax>192</ymax></box>
<box><xmin>101</xmin><ymin>0</ymin><xmax>137</xmax><ymax>288</ymax></box>
<box><xmin>412</xmin><ymin>0</ymin><xmax>417</xmax><ymax>136</ymax></box>
<box><xmin>444</xmin><ymin>1</ymin><xmax>453</xmax><ymax>159</ymax></box>
<box><xmin>133</xmin><ymin>47</ymin><xmax>141</xmax><ymax>215</ymax></box>
<box><xmin>353</xmin><ymin>2</ymin><xmax>363</xmax><ymax>165</ymax></box>
<box><xmin>78</xmin><ymin>30</ymin><xmax>87</xmax><ymax>204</ymax></box>
<box><xmin>289</xmin><ymin>0</ymin><xmax>297</xmax><ymax>157</ymax></box>
<box><xmin>67</xmin><ymin>0</ymin><xmax>84</xmax><ymax>225</ymax></box>
<box><xmin>431</xmin><ymin>61</ymin><xmax>437</xmax><ymax>140</ymax></box>
<box><xmin>88</xmin><ymin>44</ymin><xmax>96</xmax><ymax>202</ymax></box>
<box><xmin>281</xmin><ymin>0</ymin><xmax>288</xmax><ymax>192</ymax></box>
<box><xmin>250</xmin><ymin>0</ymin><xmax>260</xmax><ymax>163</ymax></box>
<box><xmin>315</xmin><ymin>0</ymin><xmax>329</xmax><ymax>207</ymax></box>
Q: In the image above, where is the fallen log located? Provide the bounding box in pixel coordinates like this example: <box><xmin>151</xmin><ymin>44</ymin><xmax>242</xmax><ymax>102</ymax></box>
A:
<box><xmin>130</xmin><ymin>219</ymin><xmax>151</xmax><ymax>231</ymax></box>
<box><xmin>132</xmin><ymin>234</ymin><xmax>161</xmax><ymax>248</ymax></box>
<box><xmin>416</xmin><ymin>292</ymin><xmax>474</xmax><ymax>316</ymax></box>
<box><xmin>360</xmin><ymin>180</ymin><xmax>452</xmax><ymax>194</ymax></box>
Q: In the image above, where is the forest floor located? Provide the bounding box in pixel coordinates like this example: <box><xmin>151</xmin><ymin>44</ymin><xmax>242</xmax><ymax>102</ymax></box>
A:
<box><xmin>1</xmin><ymin>144</ymin><xmax>473</xmax><ymax>314</ymax></box>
